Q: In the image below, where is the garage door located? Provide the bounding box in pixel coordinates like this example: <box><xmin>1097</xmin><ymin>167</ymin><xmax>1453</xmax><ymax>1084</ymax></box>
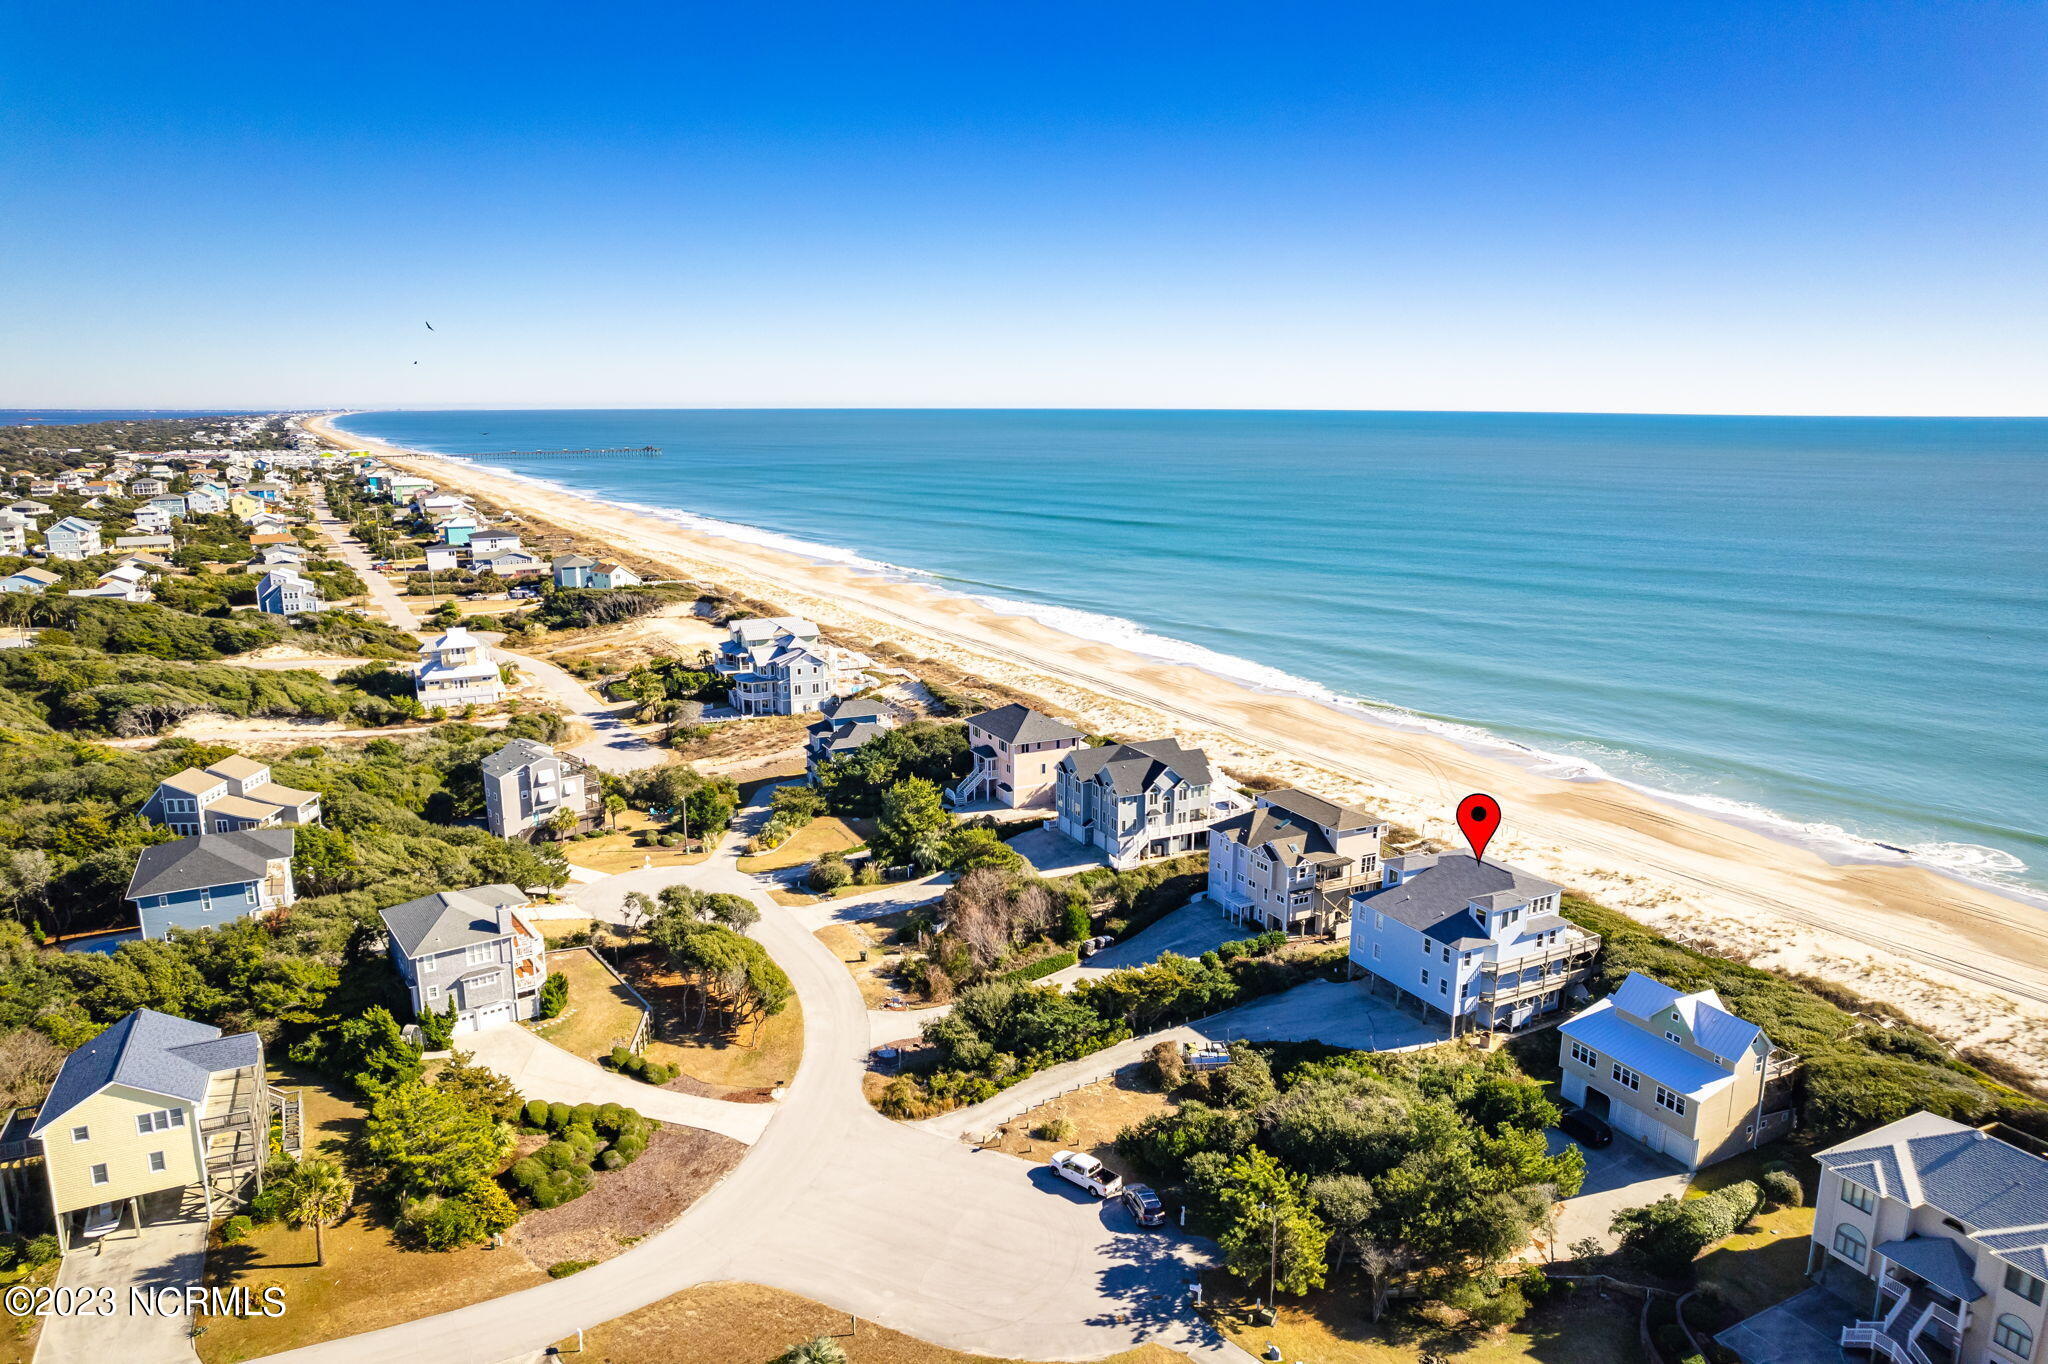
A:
<box><xmin>454</xmin><ymin>1001</ymin><xmax>516</xmax><ymax>1035</ymax></box>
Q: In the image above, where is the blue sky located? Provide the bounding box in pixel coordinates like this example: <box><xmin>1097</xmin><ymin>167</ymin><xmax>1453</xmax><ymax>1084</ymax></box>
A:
<box><xmin>2</xmin><ymin>1</ymin><xmax>2042</xmax><ymax>414</ymax></box>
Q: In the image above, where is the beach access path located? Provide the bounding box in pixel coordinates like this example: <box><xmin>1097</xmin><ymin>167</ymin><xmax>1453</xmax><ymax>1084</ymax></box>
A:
<box><xmin>307</xmin><ymin>418</ymin><xmax>2048</xmax><ymax>1078</ymax></box>
<box><xmin>254</xmin><ymin>786</ymin><xmax>1253</xmax><ymax>1364</ymax></box>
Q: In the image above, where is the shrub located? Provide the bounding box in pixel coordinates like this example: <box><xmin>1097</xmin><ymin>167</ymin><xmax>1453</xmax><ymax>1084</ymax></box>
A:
<box><xmin>1760</xmin><ymin>1169</ymin><xmax>1803</xmax><ymax>1209</ymax></box>
<box><xmin>523</xmin><ymin>1099</ymin><xmax>550</xmax><ymax>1129</ymax></box>
<box><xmin>998</xmin><ymin>951</ymin><xmax>1077</xmax><ymax>985</ymax></box>
<box><xmin>21</xmin><ymin>1235</ymin><xmax>58</xmax><ymax>1268</ymax></box>
<box><xmin>398</xmin><ymin>1179</ymin><xmax>519</xmax><ymax>1249</ymax></box>
<box><xmin>548</xmin><ymin>1259</ymin><xmax>596</xmax><ymax>1278</ymax></box>
<box><xmin>1148</xmin><ymin>1039</ymin><xmax>1187</xmax><ymax>1090</ymax></box>
<box><xmin>548</xmin><ymin>1101</ymin><xmax>572</xmax><ymax>1131</ymax></box>
<box><xmin>809</xmin><ymin>854</ymin><xmax>853</xmax><ymax>891</ymax></box>
<box><xmin>538</xmin><ymin>971</ymin><xmax>569</xmax><ymax>1019</ymax></box>
<box><xmin>1035</xmin><ymin>1115</ymin><xmax>1077</xmax><ymax>1143</ymax></box>
<box><xmin>607</xmin><ymin>1046</ymin><xmax>632</xmax><ymax>1071</ymax></box>
<box><xmin>1612</xmin><ymin>1181</ymin><xmax>1760</xmax><ymax>1275</ymax></box>
<box><xmin>218</xmin><ymin>1215</ymin><xmax>254</xmax><ymax>1244</ymax></box>
<box><xmin>245</xmin><ymin>1183</ymin><xmax>292</xmax><ymax>1225</ymax></box>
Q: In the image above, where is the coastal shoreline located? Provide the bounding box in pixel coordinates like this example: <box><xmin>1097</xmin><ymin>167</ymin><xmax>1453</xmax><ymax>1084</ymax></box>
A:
<box><xmin>306</xmin><ymin>411</ymin><xmax>2048</xmax><ymax>1076</ymax></box>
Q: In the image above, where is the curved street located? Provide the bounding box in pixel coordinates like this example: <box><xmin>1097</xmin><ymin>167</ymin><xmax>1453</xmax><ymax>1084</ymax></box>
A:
<box><xmin>257</xmin><ymin>790</ymin><xmax>1249</xmax><ymax>1364</ymax></box>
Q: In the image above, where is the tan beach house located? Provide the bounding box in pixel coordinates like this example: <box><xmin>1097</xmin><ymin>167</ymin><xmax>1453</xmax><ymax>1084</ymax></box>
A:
<box><xmin>1717</xmin><ymin>1111</ymin><xmax>2048</xmax><ymax>1364</ymax></box>
<box><xmin>140</xmin><ymin>753</ymin><xmax>322</xmax><ymax>836</ymax></box>
<box><xmin>950</xmin><ymin>703</ymin><xmax>1087</xmax><ymax>811</ymax></box>
<box><xmin>1555</xmin><ymin>971</ymin><xmax>1799</xmax><ymax>1168</ymax></box>
<box><xmin>29</xmin><ymin>1009</ymin><xmax>295</xmax><ymax>1253</ymax></box>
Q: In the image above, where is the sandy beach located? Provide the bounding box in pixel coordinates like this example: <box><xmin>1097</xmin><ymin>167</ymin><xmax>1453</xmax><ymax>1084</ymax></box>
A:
<box><xmin>305</xmin><ymin>412</ymin><xmax>2048</xmax><ymax>1079</ymax></box>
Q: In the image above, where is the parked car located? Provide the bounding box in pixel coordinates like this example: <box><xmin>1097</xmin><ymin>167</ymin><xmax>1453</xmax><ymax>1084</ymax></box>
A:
<box><xmin>1558</xmin><ymin>1107</ymin><xmax>1613</xmax><ymax>1148</ymax></box>
<box><xmin>509</xmin><ymin>586</ymin><xmax>539</xmax><ymax>598</ymax></box>
<box><xmin>1078</xmin><ymin>935</ymin><xmax>1115</xmax><ymax>959</ymax></box>
<box><xmin>1121</xmin><ymin>1183</ymin><xmax>1166</xmax><ymax>1226</ymax></box>
<box><xmin>1049</xmin><ymin>1150</ymin><xmax>1123</xmax><ymax>1198</ymax></box>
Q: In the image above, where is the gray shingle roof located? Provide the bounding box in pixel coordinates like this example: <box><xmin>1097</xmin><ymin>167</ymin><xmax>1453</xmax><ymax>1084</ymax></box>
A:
<box><xmin>1352</xmin><ymin>852</ymin><xmax>1560</xmax><ymax>944</ymax></box>
<box><xmin>481</xmin><ymin>737</ymin><xmax>554</xmax><ymax>777</ymax></box>
<box><xmin>1256</xmin><ymin>787</ymin><xmax>1380</xmax><ymax>833</ymax></box>
<box><xmin>125</xmin><ymin>829</ymin><xmax>295</xmax><ymax>900</ymax></box>
<box><xmin>1819</xmin><ymin>1113</ymin><xmax>2048</xmax><ymax>1238</ymax></box>
<box><xmin>379</xmin><ymin>884</ymin><xmax>529</xmax><ymax>960</ymax></box>
<box><xmin>1061</xmin><ymin>738</ymin><xmax>1212</xmax><ymax>794</ymax></box>
<box><xmin>30</xmin><ymin>1009</ymin><xmax>261</xmax><ymax>1135</ymax></box>
<box><xmin>967</xmin><ymin>703</ymin><xmax>1084</xmax><ymax>747</ymax></box>
<box><xmin>1876</xmin><ymin>1236</ymin><xmax>1985</xmax><ymax>1301</ymax></box>
<box><xmin>551</xmin><ymin>554</ymin><xmax>596</xmax><ymax>568</ymax></box>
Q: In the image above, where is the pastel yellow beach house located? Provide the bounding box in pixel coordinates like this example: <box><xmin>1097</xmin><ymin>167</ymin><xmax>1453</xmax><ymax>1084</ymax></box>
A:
<box><xmin>28</xmin><ymin>1009</ymin><xmax>298</xmax><ymax>1253</ymax></box>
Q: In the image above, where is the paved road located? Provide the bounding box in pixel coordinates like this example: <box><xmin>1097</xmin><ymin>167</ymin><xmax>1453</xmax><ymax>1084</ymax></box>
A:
<box><xmin>256</xmin><ymin>793</ymin><xmax>1253</xmax><ymax>1364</ymax></box>
<box><xmin>38</xmin><ymin>1190</ymin><xmax>205</xmax><ymax>1364</ymax></box>
<box><xmin>456</xmin><ymin>1025</ymin><xmax>775</xmax><ymax>1145</ymax></box>
<box><xmin>920</xmin><ymin>979</ymin><xmax>1446</xmax><ymax>1142</ymax></box>
<box><xmin>312</xmin><ymin>492</ymin><xmax>419</xmax><ymax>632</ymax></box>
<box><xmin>492</xmin><ymin>644</ymin><xmax>666</xmax><ymax>775</ymax></box>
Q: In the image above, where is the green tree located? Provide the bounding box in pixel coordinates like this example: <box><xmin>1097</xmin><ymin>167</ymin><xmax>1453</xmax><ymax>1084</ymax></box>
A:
<box><xmin>361</xmin><ymin>1078</ymin><xmax>512</xmax><ymax>1197</ymax></box>
<box><xmin>433</xmin><ymin>1050</ymin><xmax>522</xmax><ymax>1121</ymax></box>
<box><xmin>770</xmin><ymin>1338</ymin><xmax>848</xmax><ymax>1364</ymax></box>
<box><xmin>602</xmin><ymin>792</ymin><xmax>627</xmax><ymax>829</ymax></box>
<box><xmin>276</xmin><ymin>1158</ymin><xmax>354</xmax><ymax>1267</ymax></box>
<box><xmin>874</xmin><ymin>777</ymin><xmax>950</xmax><ymax>869</ymax></box>
<box><xmin>1193</xmin><ymin>1146</ymin><xmax>1329</xmax><ymax>1298</ymax></box>
<box><xmin>547</xmin><ymin>807</ymin><xmax>580</xmax><ymax>840</ymax></box>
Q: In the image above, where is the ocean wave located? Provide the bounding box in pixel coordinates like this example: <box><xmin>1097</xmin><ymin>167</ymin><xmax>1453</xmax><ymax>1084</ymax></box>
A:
<box><xmin>398</xmin><ymin>441</ymin><xmax>2037</xmax><ymax>903</ymax></box>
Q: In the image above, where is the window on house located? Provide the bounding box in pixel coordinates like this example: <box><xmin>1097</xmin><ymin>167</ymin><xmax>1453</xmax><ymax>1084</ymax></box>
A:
<box><xmin>148</xmin><ymin>1151</ymin><xmax>167</xmax><ymax>1173</ymax></box>
<box><xmin>1610</xmin><ymin>1063</ymin><xmax>1640</xmax><ymax>1091</ymax></box>
<box><xmin>71</xmin><ymin>1125</ymin><xmax>89</xmax><ymax>1143</ymax></box>
<box><xmin>421</xmin><ymin>956</ymin><xmax>436</xmax><ymax>973</ymax></box>
<box><xmin>1438</xmin><ymin>979</ymin><xmax>1449</xmax><ymax>996</ymax></box>
<box><xmin>244</xmin><ymin>884</ymin><xmax>258</xmax><ymax>904</ymax></box>
<box><xmin>1374</xmin><ymin>913</ymin><xmax>1384</xmax><ymax>930</ymax></box>
<box><xmin>1655</xmin><ymin>1086</ymin><xmax>1687</xmax><ymax>1115</ymax></box>
<box><xmin>200</xmin><ymin>890</ymin><xmax>213</xmax><ymax>912</ymax></box>
<box><xmin>466</xmin><ymin>942</ymin><xmax>493</xmax><ymax>965</ymax></box>
<box><xmin>1372</xmin><ymin>944</ymin><xmax>1381</xmax><ymax>961</ymax></box>
<box><xmin>1995</xmin><ymin>1314</ymin><xmax>2034</xmax><ymax>1359</ymax></box>
<box><xmin>90</xmin><ymin>1163</ymin><xmax>109</xmax><ymax>1186</ymax></box>
<box><xmin>1420</xmin><ymin>969</ymin><xmax>1430</xmax><ymax>987</ymax></box>
<box><xmin>1570</xmin><ymin>1041</ymin><xmax>1597</xmax><ymax>1068</ymax></box>
<box><xmin>1440</xmin><ymin>945</ymin><xmax>1450</xmax><ymax>962</ymax></box>
<box><xmin>1832</xmin><ymin>1222</ymin><xmax>1867</xmax><ymax>1265</ymax></box>
<box><xmin>1840</xmin><ymin>1180</ymin><xmax>1877</xmax><ymax>1214</ymax></box>
<box><xmin>2008</xmin><ymin>1265</ymin><xmax>2047</xmax><ymax>1306</ymax></box>
<box><xmin>1665</xmin><ymin>1030</ymin><xmax>1683</xmax><ymax>1044</ymax></box>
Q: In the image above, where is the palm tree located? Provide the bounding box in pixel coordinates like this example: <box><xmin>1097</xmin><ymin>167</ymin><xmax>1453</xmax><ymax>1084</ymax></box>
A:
<box><xmin>280</xmin><ymin>1158</ymin><xmax>354</xmax><ymax>1267</ymax></box>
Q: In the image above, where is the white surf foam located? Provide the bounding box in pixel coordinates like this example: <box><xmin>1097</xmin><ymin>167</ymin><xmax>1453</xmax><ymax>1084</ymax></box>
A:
<box><xmin>391</xmin><ymin>440</ymin><xmax>2037</xmax><ymax>903</ymax></box>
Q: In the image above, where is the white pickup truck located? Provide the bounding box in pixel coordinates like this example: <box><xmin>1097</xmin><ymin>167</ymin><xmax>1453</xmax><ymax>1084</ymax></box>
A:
<box><xmin>1048</xmin><ymin>1150</ymin><xmax>1124</xmax><ymax>1198</ymax></box>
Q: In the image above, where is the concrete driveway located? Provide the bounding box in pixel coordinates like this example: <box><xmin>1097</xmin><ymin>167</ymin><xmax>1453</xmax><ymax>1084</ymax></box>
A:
<box><xmin>1008</xmin><ymin>825</ymin><xmax>1109</xmax><ymax>877</ymax></box>
<box><xmin>922</xmin><ymin>979</ymin><xmax>1445</xmax><ymax>1141</ymax></box>
<box><xmin>456</xmin><ymin>1024</ymin><xmax>775</xmax><ymax>1144</ymax></box>
<box><xmin>1041</xmin><ymin>897</ymin><xmax>1242</xmax><ymax>989</ymax></box>
<box><xmin>1547</xmin><ymin>1128</ymin><xmax>1690</xmax><ymax>1253</ymax></box>
<box><xmin>37</xmin><ymin>1188</ymin><xmax>205</xmax><ymax>1364</ymax></box>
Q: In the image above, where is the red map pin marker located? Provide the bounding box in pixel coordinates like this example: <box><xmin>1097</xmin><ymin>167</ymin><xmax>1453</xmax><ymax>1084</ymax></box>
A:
<box><xmin>1457</xmin><ymin>793</ymin><xmax>1501</xmax><ymax>863</ymax></box>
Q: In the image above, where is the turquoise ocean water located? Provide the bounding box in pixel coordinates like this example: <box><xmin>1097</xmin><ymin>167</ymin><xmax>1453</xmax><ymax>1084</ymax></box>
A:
<box><xmin>337</xmin><ymin>409</ymin><xmax>2048</xmax><ymax>901</ymax></box>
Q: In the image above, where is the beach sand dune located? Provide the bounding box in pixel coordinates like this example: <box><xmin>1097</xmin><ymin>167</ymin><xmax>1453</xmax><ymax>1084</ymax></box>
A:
<box><xmin>307</xmin><ymin>414</ymin><xmax>2048</xmax><ymax>1079</ymax></box>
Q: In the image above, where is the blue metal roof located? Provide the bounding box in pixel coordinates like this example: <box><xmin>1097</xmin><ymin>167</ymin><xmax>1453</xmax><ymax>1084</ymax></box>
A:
<box><xmin>1558</xmin><ymin>998</ymin><xmax>1736</xmax><ymax>1096</ymax></box>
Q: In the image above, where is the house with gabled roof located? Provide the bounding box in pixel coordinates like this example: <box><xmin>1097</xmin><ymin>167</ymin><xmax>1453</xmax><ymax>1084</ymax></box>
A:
<box><xmin>1556</xmin><ymin>970</ymin><xmax>1797</xmax><ymax>1167</ymax></box>
<box><xmin>379</xmin><ymin>885</ymin><xmax>546</xmax><ymax>1034</ymax></box>
<box><xmin>805</xmin><ymin>696</ymin><xmax>899</xmax><ymax>779</ymax></box>
<box><xmin>1209</xmin><ymin>788</ymin><xmax>1385</xmax><ymax>935</ymax></box>
<box><xmin>414</xmin><ymin>625</ymin><xmax>503</xmax><ymax>709</ymax></box>
<box><xmin>1351</xmin><ymin>852</ymin><xmax>1602</xmax><ymax>1037</ymax></box>
<box><xmin>950</xmin><ymin>703</ymin><xmax>1087</xmax><ymax>810</ymax></box>
<box><xmin>481</xmin><ymin>737</ymin><xmax>597</xmax><ymax>840</ymax></box>
<box><xmin>1051</xmin><ymin>737</ymin><xmax>1243</xmax><ymax>869</ymax></box>
<box><xmin>1718</xmin><ymin>1111</ymin><xmax>2048</xmax><ymax>1364</ymax></box>
<box><xmin>41</xmin><ymin>515</ymin><xmax>101</xmax><ymax>560</ymax></box>
<box><xmin>123</xmin><ymin>828</ymin><xmax>297</xmax><ymax>939</ymax></box>
<box><xmin>28</xmin><ymin>1008</ymin><xmax>294</xmax><ymax>1253</ymax></box>
<box><xmin>0</xmin><ymin>566</ymin><xmax>61</xmax><ymax>595</ymax></box>
<box><xmin>713</xmin><ymin>616</ymin><xmax>873</xmax><ymax>716</ymax></box>
<box><xmin>141</xmin><ymin>753</ymin><xmax>321</xmax><ymax>836</ymax></box>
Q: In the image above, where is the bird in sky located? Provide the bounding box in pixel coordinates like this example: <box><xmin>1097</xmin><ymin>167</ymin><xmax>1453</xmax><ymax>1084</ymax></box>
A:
<box><xmin>424</xmin><ymin>321</ymin><xmax>434</xmax><ymax>331</ymax></box>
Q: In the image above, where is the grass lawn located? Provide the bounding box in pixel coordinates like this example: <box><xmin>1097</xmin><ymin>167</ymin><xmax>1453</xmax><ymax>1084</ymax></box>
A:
<box><xmin>196</xmin><ymin>1066</ymin><xmax>547</xmax><ymax>1364</ymax></box>
<box><xmin>562</xmin><ymin>810</ymin><xmax>711</xmax><ymax>874</ymax></box>
<box><xmin>1204</xmin><ymin>1274</ymin><xmax>1642</xmax><ymax>1364</ymax></box>
<box><xmin>533</xmin><ymin>946</ymin><xmax>649</xmax><ymax>1061</ymax></box>
<box><xmin>1693</xmin><ymin>1203</ymin><xmax>1817</xmax><ymax>1320</ymax></box>
<box><xmin>617</xmin><ymin>948</ymin><xmax>807</xmax><ymax>1094</ymax></box>
<box><xmin>985</xmin><ymin>1066</ymin><xmax>1178</xmax><ymax>1179</ymax></box>
<box><xmin>563</xmin><ymin>1280</ymin><xmax>1191</xmax><ymax>1364</ymax></box>
<box><xmin>0</xmin><ymin>1261</ymin><xmax>58</xmax><ymax>1364</ymax></box>
<box><xmin>814</xmin><ymin>907</ymin><xmax>926</xmax><ymax>1007</ymax></box>
<box><xmin>736</xmin><ymin>814</ymin><xmax>876</xmax><ymax>872</ymax></box>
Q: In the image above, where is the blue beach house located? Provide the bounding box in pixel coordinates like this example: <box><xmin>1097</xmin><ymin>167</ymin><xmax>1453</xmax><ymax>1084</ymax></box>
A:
<box><xmin>122</xmin><ymin>829</ymin><xmax>297</xmax><ymax>939</ymax></box>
